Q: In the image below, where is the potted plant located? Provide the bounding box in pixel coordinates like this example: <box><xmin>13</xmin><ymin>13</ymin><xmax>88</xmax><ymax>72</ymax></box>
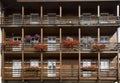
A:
<box><xmin>5</xmin><ymin>40</ymin><xmax>20</xmax><ymax>51</ymax></box>
<box><xmin>63</xmin><ymin>40</ymin><xmax>79</xmax><ymax>48</ymax></box>
<box><xmin>92</xmin><ymin>44</ymin><xmax>106</xmax><ymax>51</ymax></box>
<box><xmin>5</xmin><ymin>40</ymin><xmax>20</xmax><ymax>46</ymax></box>
<box><xmin>34</xmin><ymin>43</ymin><xmax>47</xmax><ymax>51</ymax></box>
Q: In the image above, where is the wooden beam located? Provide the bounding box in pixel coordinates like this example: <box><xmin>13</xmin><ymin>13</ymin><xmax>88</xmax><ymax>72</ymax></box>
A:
<box><xmin>78</xmin><ymin>28</ymin><xmax>81</xmax><ymax>80</ymax></box>
<box><xmin>41</xmin><ymin>53</ymin><xmax>43</xmax><ymax>81</ymax></box>
<box><xmin>117</xmin><ymin>5</ymin><xmax>120</xmax><ymax>17</ymax></box>
<box><xmin>98</xmin><ymin>28</ymin><xmax>100</xmax><ymax>43</ymax></box>
<box><xmin>41</xmin><ymin>6</ymin><xmax>43</xmax><ymax>18</ymax></box>
<box><xmin>98</xmin><ymin>53</ymin><xmax>100</xmax><ymax>80</ymax></box>
<box><xmin>21</xmin><ymin>28</ymin><xmax>24</xmax><ymax>81</ymax></box>
<box><xmin>1</xmin><ymin>28</ymin><xmax>5</xmax><ymax>79</ymax></box>
<box><xmin>97</xmin><ymin>5</ymin><xmax>100</xmax><ymax>17</ymax></box>
<box><xmin>41</xmin><ymin>28</ymin><xmax>43</xmax><ymax>43</ymax></box>
<box><xmin>60</xmin><ymin>6</ymin><xmax>62</xmax><ymax>18</ymax></box>
<box><xmin>60</xmin><ymin>51</ymin><xmax>62</xmax><ymax>81</ymax></box>
<box><xmin>78</xmin><ymin>5</ymin><xmax>81</xmax><ymax>18</ymax></box>
<box><xmin>118</xmin><ymin>52</ymin><xmax>120</xmax><ymax>82</ymax></box>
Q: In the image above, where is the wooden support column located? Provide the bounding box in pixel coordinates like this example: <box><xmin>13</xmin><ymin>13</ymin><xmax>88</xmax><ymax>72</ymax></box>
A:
<box><xmin>78</xmin><ymin>5</ymin><xmax>81</xmax><ymax>18</ymax></box>
<box><xmin>21</xmin><ymin>28</ymin><xmax>24</xmax><ymax>81</ymax></box>
<box><xmin>41</xmin><ymin>6</ymin><xmax>43</xmax><ymax>19</ymax></box>
<box><xmin>59</xmin><ymin>28</ymin><xmax>62</xmax><ymax>81</ymax></box>
<box><xmin>22</xmin><ymin>6</ymin><xmax>24</xmax><ymax>24</ymax></box>
<box><xmin>41</xmin><ymin>53</ymin><xmax>43</xmax><ymax>82</ymax></box>
<box><xmin>98</xmin><ymin>28</ymin><xmax>100</xmax><ymax>43</ymax></box>
<box><xmin>118</xmin><ymin>51</ymin><xmax>120</xmax><ymax>83</ymax></box>
<box><xmin>1</xmin><ymin>28</ymin><xmax>5</xmax><ymax>79</ymax></box>
<box><xmin>41</xmin><ymin>28</ymin><xmax>43</xmax><ymax>43</ymax></box>
<box><xmin>97</xmin><ymin>5</ymin><xmax>100</xmax><ymax>17</ymax></box>
<box><xmin>117</xmin><ymin>5</ymin><xmax>120</xmax><ymax>17</ymax></box>
<box><xmin>78</xmin><ymin>28</ymin><xmax>81</xmax><ymax>80</ymax></box>
<box><xmin>41</xmin><ymin>27</ymin><xmax>43</xmax><ymax>81</ymax></box>
<box><xmin>60</xmin><ymin>5</ymin><xmax>62</xmax><ymax>18</ymax></box>
<box><xmin>98</xmin><ymin>52</ymin><xmax>100</xmax><ymax>80</ymax></box>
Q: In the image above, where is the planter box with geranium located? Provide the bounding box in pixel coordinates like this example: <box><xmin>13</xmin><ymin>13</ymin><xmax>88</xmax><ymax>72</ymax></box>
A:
<box><xmin>63</xmin><ymin>40</ymin><xmax>79</xmax><ymax>47</ymax></box>
<box><xmin>5</xmin><ymin>40</ymin><xmax>20</xmax><ymax>51</ymax></box>
<box><xmin>34</xmin><ymin>43</ymin><xmax>47</xmax><ymax>51</ymax></box>
<box><xmin>63</xmin><ymin>39</ymin><xmax>79</xmax><ymax>51</ymax></box>
<box><xmin>92</xmin><ymin>44</ymin><xmax>106</xmax><ymax>51</ymax></box>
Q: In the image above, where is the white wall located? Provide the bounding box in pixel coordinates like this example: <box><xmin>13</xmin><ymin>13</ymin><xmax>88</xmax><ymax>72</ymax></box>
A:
<box><xmin>118</xmin><ymin>27</ymin><xmax>120</xmax><ymax>43</ymax></box>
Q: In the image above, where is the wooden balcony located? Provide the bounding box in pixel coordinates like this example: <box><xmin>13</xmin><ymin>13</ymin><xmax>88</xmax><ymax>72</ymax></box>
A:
<box><xmin>2</xmin><ymin>42</ymin><xmax>119</xmax><ymax>53</ymax></box>
<box><xmin>1</xmin><ymin>15</ymin><xmax>119</xmax><ymax>26</ymax></box>
<box><xmin>3</xmin><ymin>68</ymin><xmax>117</xmax><ymax>80</ymax></box>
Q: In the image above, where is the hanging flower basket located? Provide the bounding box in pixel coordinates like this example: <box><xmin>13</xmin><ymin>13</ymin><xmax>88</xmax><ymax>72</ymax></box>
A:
<box><xmin>92</xmin><ymin>44</ymin><xmax>106</xmax><ymax>51</ymax></box>
<box><xmin>63</xmin><ymin>40</ymin><xmax>79</xmax><ymax>48</ymax></box>
<box><xmin>34</xmin><ymin>43</ymin><xmax>47</xmax><ymax>51</ymax></box>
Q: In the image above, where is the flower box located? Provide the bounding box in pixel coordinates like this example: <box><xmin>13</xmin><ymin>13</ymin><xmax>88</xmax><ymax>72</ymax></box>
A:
<box><xmin>63</xmin><ymin>40</ymin><xmax>79</xmax><ymax>48</ymax></box>
<box><xmin>92</xmin><ymin>44</ymin><xmax>106</xmax><ymax>51</ymax></box>
<box><xmin>34</xmin><ymin>43</ymin><xmax>47</xmax><ymax>51</ymax></box>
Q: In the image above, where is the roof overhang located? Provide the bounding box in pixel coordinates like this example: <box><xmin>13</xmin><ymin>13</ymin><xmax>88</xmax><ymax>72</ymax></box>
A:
<box><xmin>17</xmin><ymin>0</ymin><xmax>120</xmax><ymax>2</ymax></box>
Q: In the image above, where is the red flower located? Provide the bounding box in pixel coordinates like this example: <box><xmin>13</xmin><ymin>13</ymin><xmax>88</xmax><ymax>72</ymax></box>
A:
<box><xmin>5</xmin><ymin>40</ymin><xmax>20</xmax><ymax>46</ymax></box>
<box><xmin>34</xmin><ymin>44</ymin><xmax>47</xmax><ymax>51</ymax></box>
<box><xmin>92</xmin><ymin>44</ymin><xmax>106</xmax><ymax>51</ymax></box>
<box><xmin>63</xmin><ymin>40</ymin><xmax>79</xmax><ymax>47</ymax></box>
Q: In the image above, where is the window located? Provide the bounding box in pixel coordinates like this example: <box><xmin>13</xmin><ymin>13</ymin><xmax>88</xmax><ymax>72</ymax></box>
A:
<box><xmin>30</xmin><ymin>60</ymin><xmax>39</xmax><ymax>67</ymax></box>
<box><xmin>82</xmin><ymin>60</ymin><xmax>91</xmax><ymax>77</ymax></box>
<box><xmin>13</xmin><ymin>37</ymin><xmax>21</xmax><ymax>42</ymax></box>
<box><xmin>12</xmin><ymin>60</ymin><xmax>21</xmax><ymax>77</ymax></box>
<box><xmin>48</xmin><ymin>60</ymin><xmax>56</xmax><ymax>77</ymax></box>
<box><xmin>47</xmin><ymin>37</ymin><xmax>56</xmax><ymax>51</ymax></box>
<box><xmin>12</xmin><ymin>37</ymin><xmax>22</xmax><ymax>51</ymax></box>
<box><xmin>30</xmin><ymin>37</ymin><xmax>39</xmax><ymax>44</ymax></box>
<box><xmin>100</xmin><ymin>36</ymin><xmax>109</xmax><ymax>43</ymax></box>
<box><xmin>13</xmin><ymin>14</ymin><xmax>22</xmax><ymax>24</ymax></box>
<box><xmin>30</xmin><ymin>13</ymin><xmax>39</xmax><ymax>24</ymax></box>
<box><xmin>100</xmin><ymin>59</ymin><xmax>109</xmax><ymax>71</ymax></box>
<box><xmin>48</xmin><ymin>13</ymin><xmax>56</xmax><ymax>24</ymax></box>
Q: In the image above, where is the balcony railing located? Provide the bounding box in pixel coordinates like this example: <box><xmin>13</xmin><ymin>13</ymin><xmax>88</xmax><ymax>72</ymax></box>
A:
<box><xmin>1</xmin><ymin>16</ymin><xmax>120</xmax><ymax>25</ymax></box>
<box><xmin>4</xmin><ymin>68</ymin><xmax>117</xmax><ymax>79</ymax></box>
<box><xmin>2</xmin><ymin>42</ymin><xmax>119</xmax><ymax>52</ymax></box>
